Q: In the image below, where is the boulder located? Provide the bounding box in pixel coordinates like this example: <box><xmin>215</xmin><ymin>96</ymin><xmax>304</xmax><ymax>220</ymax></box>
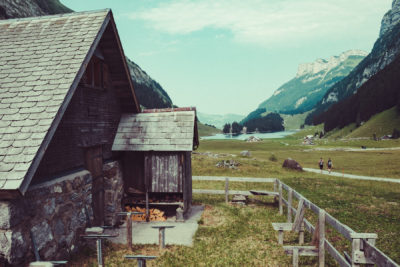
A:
<box><xmin>282</xmin><ymin>158</ymin><xmax>303</xmax><ymax>171</ymax></box>
<box><xmin>240</xmin><ymin>150</ymin><xmax>251</xmax><ymax>157</ymax></box>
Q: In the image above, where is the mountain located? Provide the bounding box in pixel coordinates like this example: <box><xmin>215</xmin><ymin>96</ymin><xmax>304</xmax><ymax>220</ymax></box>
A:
<box><xmin>0</xmin><ymin>0</ymin><xmax>72</xmax><ymax>18</ymax></box>
<box><xmin>0</xmin><ymin>0</ymin><xmax>173</xmax><ymax>110</ymax></box>
<box><xmin>197</xmin><ymin>112</ymin><xmax>244</xmax><ymax>129</ymax></box>
<box><xmin>126</xmin><ymin>58</ymin><xmax>173</xmax><ymax>109</ymax></box>
<box><xmin>313</xmin><ymin>49</ymin><xmax>400</xmax><ymax>132</ymax></box>
<box><xmin>306</xmin><ymin>0</ymin><xmax>400</xmax><ymax>124</ymax></box>
<box><xmin>258</xmin><ymin>50</ymin><xmax>367</xmax><ymax>115</ymax></box>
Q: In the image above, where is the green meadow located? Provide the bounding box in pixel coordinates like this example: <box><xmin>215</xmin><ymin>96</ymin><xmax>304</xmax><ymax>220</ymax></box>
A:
<box><xmin>70</xmin><ymin>134</ymin><xmax>400</xmax><ymax>266</ymax></box>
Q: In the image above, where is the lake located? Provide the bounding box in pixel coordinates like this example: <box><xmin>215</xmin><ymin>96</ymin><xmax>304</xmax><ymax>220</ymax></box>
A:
<box><xmin>201</xmin><ymin>130</ymin><xmax>297</xmax><ymax>140</ymax></box>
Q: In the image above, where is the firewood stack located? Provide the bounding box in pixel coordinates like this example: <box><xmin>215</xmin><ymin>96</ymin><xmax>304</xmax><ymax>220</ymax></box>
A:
<box><xmin>125</xmin><ymin>206</ymin><xmax>166</xmax><ymax>221</ymax></box>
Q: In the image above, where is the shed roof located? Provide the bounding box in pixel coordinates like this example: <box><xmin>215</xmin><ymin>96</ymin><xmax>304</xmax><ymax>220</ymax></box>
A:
<box><xmin>112</xmin><ymin>108</ymin><xmax>199</xmax><ymax>151</ymax></box>
<box><xmin>0</xmin><ymin>9</ymin><xmax>139</xmax><ymax>196</ymax></box>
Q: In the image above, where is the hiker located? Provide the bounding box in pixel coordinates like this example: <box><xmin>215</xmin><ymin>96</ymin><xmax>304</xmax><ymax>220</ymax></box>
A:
<box><xmin>327</xmin><ymin>158</ymin><xmax>333</xmax><ymax>173</ymax></box>
<box><xmin>318</xmin><ymin>158</ymin><xmax>324</xmax><ymax>173</ymax></box>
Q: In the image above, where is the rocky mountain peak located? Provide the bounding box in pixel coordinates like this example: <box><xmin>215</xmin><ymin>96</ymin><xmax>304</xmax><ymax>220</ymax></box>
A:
<box><xmin>296</xmin><ymin>50</ymin><xmax>368</xmax><ymax>78</ymax></box>
<box><xmin>380</xmin><ymin>0</ymin><xmax>400</xmax><ymax>37</ymax></box>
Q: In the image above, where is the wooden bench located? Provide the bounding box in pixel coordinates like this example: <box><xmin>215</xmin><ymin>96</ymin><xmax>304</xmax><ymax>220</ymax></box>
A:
<box><xmin>124</xmin><ymin>255</ymin><xmax>156</xmax><ymax>267</ymax></box>
<box><xmin>272</xmin><ymin>198</ymin><xmax>305</xmax><ymax>245</ymax></box>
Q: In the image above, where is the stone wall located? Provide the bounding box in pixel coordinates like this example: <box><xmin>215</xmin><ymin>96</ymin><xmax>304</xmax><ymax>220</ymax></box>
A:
<box><xmin>103</xmin><ymin>161</ymin><xmax>124</xmax><ymax>226</ymax></box>
<box><xmin>0</xmin><ymin>161</ymin><xmax>125</xmax><ymax>266</ymax></box>
<box><xmin>0</xmin><ymin>170</ymin><xmax>93</xmax><ymax>266</ymax></box>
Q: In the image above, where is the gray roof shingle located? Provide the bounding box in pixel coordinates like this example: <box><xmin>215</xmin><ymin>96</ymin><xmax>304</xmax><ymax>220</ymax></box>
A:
<box><xmin>0</xmin><ymin>10</ymin><xmax>109</xmax><ymax>191</ymax></box>
<box><xmin>112</xmin><ymin>110</ymin><xmax>197</xmax><ymax>152</ymax></box>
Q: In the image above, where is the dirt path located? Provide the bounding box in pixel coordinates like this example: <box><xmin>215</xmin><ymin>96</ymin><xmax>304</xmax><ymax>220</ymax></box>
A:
<box><xmin>304</xmin><ymin>146</ymin><xmax>400</xmax><ymax>152</ymax></box>
<box><xmin>193</xmin><ymin>176</ymin><xmax>275</xmax><ymax>182</ymax></box>
<box><xmin>303</xmin><ymin>167</ymin><xmax>400</xmax><ymax>184</ymax></box>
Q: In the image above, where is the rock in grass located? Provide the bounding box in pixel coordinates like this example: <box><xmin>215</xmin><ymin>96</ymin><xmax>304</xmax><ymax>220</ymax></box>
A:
<box><xmin>240</xmin><ymin>150</ymin><xmax>251</xmax><ymax>157</ymax></box>
<box><xmin>282</xmin><ymin>158</ymin><xmax>303</xmax><ymax>171</ymax></box>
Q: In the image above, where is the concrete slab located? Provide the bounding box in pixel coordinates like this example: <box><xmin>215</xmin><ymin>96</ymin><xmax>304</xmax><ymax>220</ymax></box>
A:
<box><xmin>105</xmin><ymin>205</ymin><xmax>204</xmax><ymax>247</ymax></box>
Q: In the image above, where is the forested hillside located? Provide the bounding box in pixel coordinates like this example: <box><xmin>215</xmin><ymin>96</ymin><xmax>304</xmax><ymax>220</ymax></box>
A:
<box><xmin>314</xmin><ymin>53</ymin><xmax>400</xmax><ymax>132</ymax></box>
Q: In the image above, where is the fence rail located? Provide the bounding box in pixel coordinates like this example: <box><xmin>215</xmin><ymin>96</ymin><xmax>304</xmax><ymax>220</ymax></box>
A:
<box><xmin>193</xmin><ymin>176</ymin><xmax>399</xmax><ymax>267</ymax></box>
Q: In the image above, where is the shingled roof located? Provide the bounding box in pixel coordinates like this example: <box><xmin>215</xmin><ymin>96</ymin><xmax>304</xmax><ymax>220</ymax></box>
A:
<box><xmin>112</xmin><ymin>108</ymin><xmax>199</xmax><ymax>151</ymax></box>
<box><xmin>0</xmin><ymin>9</ymin><xmax>139</xmax><ymax>197</ymax></box>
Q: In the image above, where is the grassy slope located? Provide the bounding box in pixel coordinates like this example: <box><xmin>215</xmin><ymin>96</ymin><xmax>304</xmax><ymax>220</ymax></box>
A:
<box><xmin>289</xmin><ymin>124</ymin><xmax>324</xmax><ymax>139</ymax></box>
<box><xmin>197</xmin><ymin>122</ymin><xmax>221</xmax><ymax>137</ymax></box>
<box><xmin>324</xmin><ymin>123</ymin><xmax>357</xmax><ymax>139</ymax></box>
<box><xmin>346</xmin><ymin>107</ymin><xmax>400</xmax><ymax>138</ymax></box>
<box><xmin>281</xmin><ymin>111</ymin><xmax>311</xmax><ymax>130</ymax></box>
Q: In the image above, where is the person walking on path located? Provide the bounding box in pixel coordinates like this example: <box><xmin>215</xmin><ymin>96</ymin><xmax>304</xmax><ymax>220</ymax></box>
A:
<box><xmin>319</xmin><ymin>158</ymin><xmax>324</xmax><ymax>173</ymax></box>
<box><xmin>327</xmin><ymin>158</ymin><xmax>333</xmax><ymax>173</ymax></box>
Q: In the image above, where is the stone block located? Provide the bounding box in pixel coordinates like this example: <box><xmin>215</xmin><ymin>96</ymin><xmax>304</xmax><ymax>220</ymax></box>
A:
<box><xmin>31</xmin><ymin>221</ymin><xmax>53</xmax><ymax>250</ymax></box>
<box><xmin>44</xmin><ymin>198</ymin><xmax>56</xmax><ymax>218</ymax></box>
<box><xmin>0</xmin><ymin>230</ymin><xmax>28</xmax><ymax>264</ymax></box>
<box><xmin>53</xmin><ymin>218</ymin><xmax>65</xmax><ymax>237</ymax></box>
<box><xmin>0</xmin><ymin>202</ymin><xmax>11</xmax><ymax>229</ymax></box>
<box><xmin>72</xmin><ymin>176</ymin><xmax>82</xmax><ymax>190</ymax></box>
<box><xmin>0</xmin><ymin>201</ymin><xmax>24</xmax><ymax>229</ymax></box>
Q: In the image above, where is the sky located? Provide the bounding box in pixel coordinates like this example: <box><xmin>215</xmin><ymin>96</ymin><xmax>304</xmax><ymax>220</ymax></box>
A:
<box><xmin>61</xmin><ymin>0</ymin><xmax>392</xmax><ymax>115</ymax></box>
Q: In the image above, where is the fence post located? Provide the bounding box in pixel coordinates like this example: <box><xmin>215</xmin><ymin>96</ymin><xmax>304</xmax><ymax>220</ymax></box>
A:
<box><xmin>319</xmin><ymin>209</ymin><xmax>325</xmax><ymax>267</ymax></box>
<box><xmin>299</xmin><ymin>221</ymin><xmax>304</xmax><ymax>245</ymax></box>
<box><xmin>287</xmin><ymin>188</ymin><xmax>293</xmax><ymax>223</ymax></box>
<box><xmin>225</xmin><ymin>178</ymin><xmax>229</xmax><ymax>203</ymax></box>
<box><xmin>279</xmin><ymin>182</ymin><xmax>283</xmax><ymax>215</ymax></box>
<box><xmin>127</xmin><ymin>213</ymin><xmax>132</xmax><ymax>251</ymax></box>
<box><xmin>351</xmin><ymin>238</ymin><xmax>361</xmax><ymax>267</ymax></box>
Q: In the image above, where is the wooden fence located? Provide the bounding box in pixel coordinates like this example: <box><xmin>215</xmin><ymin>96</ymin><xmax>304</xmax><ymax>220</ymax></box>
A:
<box><xmin>193</xmin><ymin>176</ymin><xmax>399</xmax><ymax>267</ymax></box>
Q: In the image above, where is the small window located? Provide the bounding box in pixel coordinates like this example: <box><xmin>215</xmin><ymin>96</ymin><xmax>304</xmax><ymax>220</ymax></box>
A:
<box><xmin>81</xmin><ymin>56</ymin><xmax>109</xmax><ymax>89</ymax></box>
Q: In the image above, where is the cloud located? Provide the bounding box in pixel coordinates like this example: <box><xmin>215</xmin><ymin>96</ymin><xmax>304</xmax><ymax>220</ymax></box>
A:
<box><xmin>128</xmin><ymin>0</ymin><xmax>390</xmax><ymax>46</ymax></box>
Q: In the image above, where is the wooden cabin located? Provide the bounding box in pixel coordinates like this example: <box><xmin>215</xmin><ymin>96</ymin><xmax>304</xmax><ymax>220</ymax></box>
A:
<box><xmin>0</xmin><ymin>9</ymin><xmax>141</xmax><ymax>264</ymax></box>
<box><xmin>112</xmin><ymin>107</ymin><xmax>199</xmax><ymax>217</ymax></box>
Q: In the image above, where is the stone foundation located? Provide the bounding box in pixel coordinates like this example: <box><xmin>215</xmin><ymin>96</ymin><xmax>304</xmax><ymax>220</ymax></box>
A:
<box><xmin>0</xmin><ymin>170</ymin><xmax>92</xmax><ymax>266</ymax></box>
<box><xmin>103</xmin><ymin>161</ymin><xmax>124</xmax><ymax>226</ymax></box>
<box><xmin>0</xmin><ymin>161</ymin><xmax>124</xmax><ymax>266</ymax></box>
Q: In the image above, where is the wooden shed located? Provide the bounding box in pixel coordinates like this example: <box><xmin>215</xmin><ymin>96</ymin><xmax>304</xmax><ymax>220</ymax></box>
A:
<box><xmin>112</xmin><ymin>107</ymin><xmax>199</xmax><ymax>218</ymax></box>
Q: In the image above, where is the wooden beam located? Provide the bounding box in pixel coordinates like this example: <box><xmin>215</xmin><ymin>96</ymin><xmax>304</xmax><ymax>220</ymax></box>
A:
<box><xmin>279</xmin><ymin>183</ymin><xmax>283</xmax><ymax>215</ymax></box>
<box><xmin>363</xmin><ymin>239</ymin><xmax>399</xmax><ymax>267</ymax></box>
<box><xmin>325</xmin><ymin>241</ymin><xmax>351</xmax><ymax>267</ymax></box>
<box><xmin>288</xmin><ymin>189</ymin><xmax>293</xmax><ymax>223</ymax></box>
<box><xmin>325</xmin><ymin>213</ymin><xmax>354</xmax><ymax>241</ymax></box>
<box><xmin>225</xmin><ymin>178</ymin><xmax>229</xmax><ymax>203</ymax></box>
<box><xmin>293</xmin><ymin>247</ymin><xmax>299</xmax><ymax>267</ymax></box>
<box><xmin>283</xmin><ymin>246</ymin><xmax>318</xmax><ymax>256</ymax></box>
<box><xmin>292</xmin><ymin>198</ymin><xmax>305</xmax><ymax>232</ymax></box>
<box><xmin>272</xmin><ymin>223</ymin><xmax>293</xmax><ymax>231</ymax></box>
<box><xmin>319</xmin><ymin>210</ymin><xmax>326</xmax><ymax>267</ymax></box>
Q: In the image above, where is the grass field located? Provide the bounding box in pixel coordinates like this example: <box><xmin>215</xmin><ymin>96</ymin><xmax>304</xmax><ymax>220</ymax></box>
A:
<box><xmin>69</xmin><ymin>133</ymin><xmax>400</xmax><ymax>266</ymax></box>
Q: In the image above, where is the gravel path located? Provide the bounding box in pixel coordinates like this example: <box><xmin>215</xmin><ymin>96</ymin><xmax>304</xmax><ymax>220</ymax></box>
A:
<box><xmin>304</xmin><ymin>146</ymin><xmax>400</xmax><ymax>152</ymax></box>
<box><xmin>193</xmin><ymin>176</ymin><xmax>275</xmax><ymax>182</ymax></box>
<box><xmin>303</xmin><ymin>168</ymin><xmax>400</xmax><ymax>184</ymax></box>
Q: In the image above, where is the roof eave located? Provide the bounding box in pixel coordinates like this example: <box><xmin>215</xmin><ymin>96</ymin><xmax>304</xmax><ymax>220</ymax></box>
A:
<box><xmin>0</xmin><ymin>189</ymin><xmax>23</xmax><ymax>200</ymax></box>
<box><xmin>108</xmin><ymin>12</ymin><xmax>141</xmax><ymax>113</ymax></box>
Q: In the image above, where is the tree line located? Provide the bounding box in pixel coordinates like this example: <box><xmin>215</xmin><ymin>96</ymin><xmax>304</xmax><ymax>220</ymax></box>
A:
<box><xmin>223</xmin><ymin>113</ymin><xmax>284</xmax><ymax>134</ymax></box>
